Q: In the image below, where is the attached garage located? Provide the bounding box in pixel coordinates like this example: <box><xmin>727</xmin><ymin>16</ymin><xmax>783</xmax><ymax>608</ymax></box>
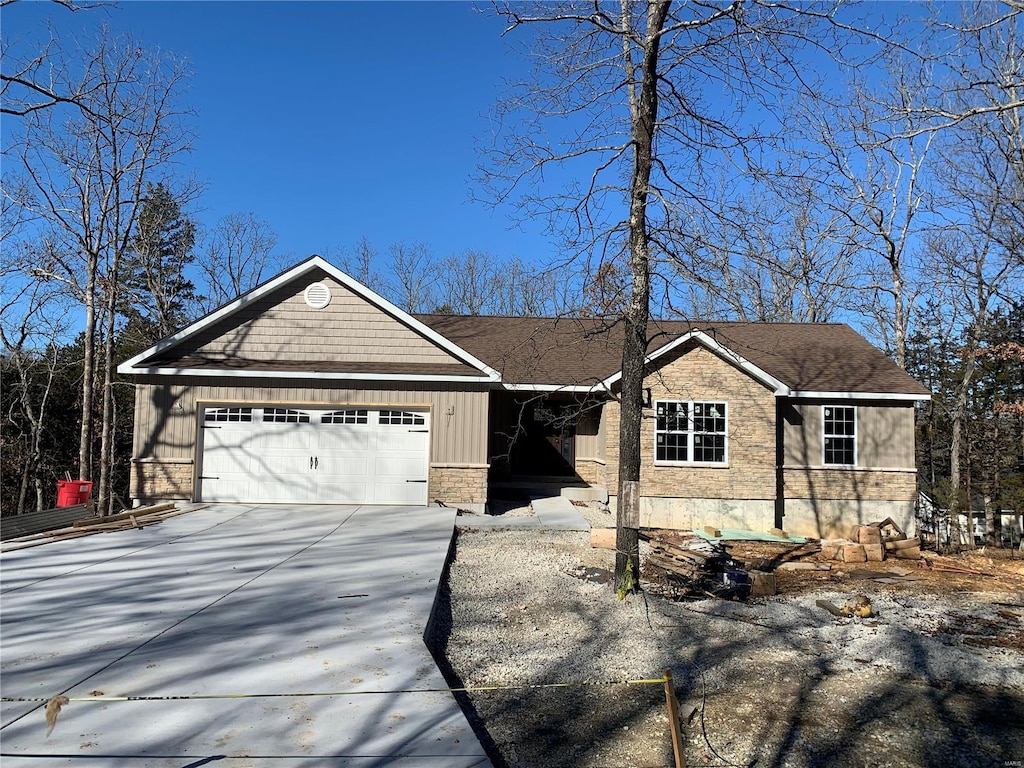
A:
<box><xmin>120</xmin><ymin>257</ymin><xmax>498</xmax><ymax>510</ymax></box>
<box><xmin>198</xmin><ymin>405</ymin><xmax>431</xmax><ymax>505</ymax></box>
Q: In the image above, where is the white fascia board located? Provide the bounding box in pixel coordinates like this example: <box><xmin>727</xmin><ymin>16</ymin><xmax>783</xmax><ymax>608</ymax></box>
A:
<box><xmin>118</xmin><ymin>367</ymin><xmax>496</xmax><ymax>383</ymax></box>
<box><xmin>503</xmin><ymin>383</ymin><xmax>611</xmax><ymax>394</ymax></box>
<box><xmin>599</xmin><ymin>329</ymin><xmax>790</xmax><ymax>395</ymax></box>
<box><xmin>788</xmin><ymin>391</ymin><xmax>931</xmax><ymax>401</ymax></box>
<box><xmin>117</xmin><ymin>255</ymin><xmax>502</xmax><ymax>381</ymax></box>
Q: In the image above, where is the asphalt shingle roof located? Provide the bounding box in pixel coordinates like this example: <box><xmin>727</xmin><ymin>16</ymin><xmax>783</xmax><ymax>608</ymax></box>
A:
<box><xmin>415</xmin><ymin>314</ymin><xmax>931</xmax><ymax>396</ymax></box>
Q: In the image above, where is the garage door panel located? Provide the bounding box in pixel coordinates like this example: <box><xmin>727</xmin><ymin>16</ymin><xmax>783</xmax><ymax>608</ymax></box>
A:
<box><xmin>257</xmin><ymin>435</ymin><xmax>316</xmax><ymax>455</ymax></box>
<box><xmin>371</xmin><ymin>482</ymin><xmax>427</xmax><ymax>505</ymax></box>
<box><xmin>199</xmin><ymin>406</ymin><xmax>429</xmax><ymax>505</ymax></box>
<box><xmin>316</xmin><ymin>481</ymin><xmax>369</xmax><ymax>504</ymax></box>
<box><xmin>374</xmin><ymin>456</ymin><xmax>428</xmax><ymax>479</ymax></box>
<box><xmin>259</xmin><ymin>453</ymin><xmax>315</xmax><ymax>475</ymax></box>
<box><xmin>317</xmin><ymin>428</ymin><xmax>372</xmax><ymax>452</ymax></box>
<box><xmin>202</xmin><ymin>428</ymin><xmax>258</xmax><ymax>467</ymax></box>
<box><xmin>317</xmin><ymin>456</ymin><xmax>370</xmax><ymax>475</ymax></box>
<box><xmin>256</xmin><ymin>479</ymin><xmax>312</xmax><ymax>501</ymax></box>
<box><xmin>375</xmin><ymin>430</ymin><xmax>428</xmax><ymax>452</ymax></box>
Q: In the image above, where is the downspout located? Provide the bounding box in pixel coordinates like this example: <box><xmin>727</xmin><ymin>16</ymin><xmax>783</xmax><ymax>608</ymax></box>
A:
<box><xmin>775</xmin><ymin>397</ymin><xmax>786</xmax><ymax>530</ymax></box>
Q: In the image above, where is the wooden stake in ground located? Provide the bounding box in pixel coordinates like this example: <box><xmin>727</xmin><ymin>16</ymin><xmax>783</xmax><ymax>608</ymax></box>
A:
<box><xmin>663</xmin><ymin>669</ymin><xmax>686</xmax><ymax>768</ymax></box>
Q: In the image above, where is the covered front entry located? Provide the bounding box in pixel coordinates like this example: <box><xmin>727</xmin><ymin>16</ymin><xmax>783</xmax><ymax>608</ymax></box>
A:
<box><xmin>198</xmin><ymin>405</ymin><xmax>430</xmax><ymax>504</ymax></box>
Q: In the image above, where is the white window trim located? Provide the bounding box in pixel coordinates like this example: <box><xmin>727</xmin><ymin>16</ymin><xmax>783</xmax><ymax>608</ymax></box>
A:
<box><xmin>653</xmin><ymin>399</ymin><xmax>729</xmax><ymax>466</ymax></box>
<box><xmin>822</xmin><ymin>405</ymin><xmax>857</xmax><ymax>466</ymax></box>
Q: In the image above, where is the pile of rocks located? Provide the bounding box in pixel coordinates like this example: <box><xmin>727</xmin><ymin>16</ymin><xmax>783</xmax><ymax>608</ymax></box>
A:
<box><xmin>821</xmin><ymin>519</ymin><xmax>922</xmax><ymax>564</ymax></box>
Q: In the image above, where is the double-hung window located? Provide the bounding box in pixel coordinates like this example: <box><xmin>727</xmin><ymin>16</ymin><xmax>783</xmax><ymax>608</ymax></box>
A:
<box><xmin>823</xmin><ymin>406</ymin><xmax>856</xmax><ymax>466</ymax></box>
<box><xmin>655</xmin><ymin>400</ymin><xmax>727</xmax><ymax>464</ymax></box>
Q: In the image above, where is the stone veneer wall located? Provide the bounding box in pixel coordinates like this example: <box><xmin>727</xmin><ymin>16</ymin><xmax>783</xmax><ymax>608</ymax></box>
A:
<box><xmin>428</xmin><ymin>464</ymin><xmax>489</xmax><ymax>506</ymax></box>
<box><xmin>574</xmin><ymin>458</ymin><xmax>608</xmax><ymax>488</ymax></box>
<box><xmin>131</xmin><ymin>459</ymin><xmax>194</xmax><ymax>501</ymax></box>
<box><xmin>604</xmin><ymin>346</ymin><xmax>777</xmax><ymax>502</ymax></box>
<box><xmin>781</xmin><ymin>467</ymin><xmax>919</xmax><ymax>538</ymax></box>
<box><xmin>783</xmin><ymin>467</ymin><xmax>917</xmax><ymax>500</ymax></box>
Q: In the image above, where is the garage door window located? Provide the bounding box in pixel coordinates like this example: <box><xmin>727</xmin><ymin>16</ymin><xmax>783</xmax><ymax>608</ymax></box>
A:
<box><xmin>263</xmin><ymin>408</ymin><xmax>310</xmax><ymax>423</ymax></box>
<box><xmin>322</xmin><ymin>409</ymin><xmax>368</xmax><ymax>424</ymax></box>
<box><xmin>379</xmin><ymin>410</ymin><xmax>425</xmax><ymax>425</ymax></box>
<box><xmin>205</xmin><ymin>407</ymin><xmax>253</xmax><ymax>423</ymax></box>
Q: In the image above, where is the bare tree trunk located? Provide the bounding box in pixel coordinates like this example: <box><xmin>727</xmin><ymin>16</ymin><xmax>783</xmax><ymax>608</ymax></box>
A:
<box><xmin>17</xmin><ymin>459</ymin><xmax>30</xmax><ymax>516</ymax></box>
<box><xmin>98</xmin><ymin>274</ymin><xmax>118</xmax><ymax>516</ymax></box>
<box><xmin>79</xmin><ymin>268</ymin><xmax>97</xmax><ymax>480</ymax></box>
<box><xmin>891</xmin><ymin>262</ymin><xmax>907</xmax><ymax>370</ymax></box>
<box><xmin>615</xmin><ymin>0</ymin><xmax>670</xmax><ymax>596</ymax></box>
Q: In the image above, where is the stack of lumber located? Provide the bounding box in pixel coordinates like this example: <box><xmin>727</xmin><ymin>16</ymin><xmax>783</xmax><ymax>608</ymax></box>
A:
<box><xmin>645</xmin><ymin>536</ymin><xmax>726</xmax><ymax>584</ymax></box>
<box><xmin>642</xmin><ymin>533</ymin><xmax>776</xmax><ymax>597</ymax></box>
<box><xmin>820</xmin><ymin>518</ymin><xmax>921</xmax><ymax>563</ymax></box>
<box><xmin>0</xmin><ymin>503</ymin><xmax>200</xmax><ymax>552</ymax></box>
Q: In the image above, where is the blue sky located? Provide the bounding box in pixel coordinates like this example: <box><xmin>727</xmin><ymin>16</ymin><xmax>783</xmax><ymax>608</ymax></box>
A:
<box><xmin>4</xmin><ymin>1</ymin><xmax>551</xmax><ymax>265</ymax></box>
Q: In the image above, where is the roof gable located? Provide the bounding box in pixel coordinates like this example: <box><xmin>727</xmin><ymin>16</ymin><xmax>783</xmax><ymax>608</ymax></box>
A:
<box><xmin>415</xmin><ymin>315</ymin><xmax>931</xmax><ymax>399</ymax></box>
<box><xmin>119</xmin><ymin>257</ymin><xmax>499</xmax><ymax>382</ymax></box>
<box><xmin>601</xmin><ymin>329</ymin><xmax>787</xmax><ymax>393</ymax></box>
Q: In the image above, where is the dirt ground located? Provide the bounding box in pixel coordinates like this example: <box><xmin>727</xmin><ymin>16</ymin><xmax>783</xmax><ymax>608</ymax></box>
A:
<box><xmin>429</xmin><ymin>528</ymin><xmax>1024</xmax><ymax>768</ymax></box>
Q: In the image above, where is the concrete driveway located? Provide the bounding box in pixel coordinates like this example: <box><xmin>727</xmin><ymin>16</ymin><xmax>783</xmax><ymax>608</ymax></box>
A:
<box><xmin>0</xmin><ymin>504</ymin><xmax>490</xmax><ymax>767</ymax></box>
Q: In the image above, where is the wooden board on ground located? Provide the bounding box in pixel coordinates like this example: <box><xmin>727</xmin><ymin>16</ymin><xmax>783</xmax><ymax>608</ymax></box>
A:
<box><xmin>777</xmin><ymin>561</ymin><xmax>831</xmax><ymax>571</ymax></box>
<box><xmin>72</xmin><ymin>503</ymin><xmax>176</xmax><ymax>527</ymax></box>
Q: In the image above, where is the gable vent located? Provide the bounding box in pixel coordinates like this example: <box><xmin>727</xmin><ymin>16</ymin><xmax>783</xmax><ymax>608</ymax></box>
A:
<box><xmin>304</xmin><ymin>281</ymin><xmax>332</xmax><ymax>309</ymax></box>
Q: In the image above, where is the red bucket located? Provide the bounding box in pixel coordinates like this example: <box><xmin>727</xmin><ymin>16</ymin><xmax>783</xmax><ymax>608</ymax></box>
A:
<box><xmin>56</xmin><ymin>480</ymin><xmax>93</xmax><ymax>507</ymax></box>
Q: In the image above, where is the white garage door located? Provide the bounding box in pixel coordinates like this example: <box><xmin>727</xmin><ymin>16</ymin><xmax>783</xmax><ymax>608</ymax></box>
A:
<box><xmin>198</xmin><ymin>406</ymin><xmax>430</xmax><ymax>505</ymax></box>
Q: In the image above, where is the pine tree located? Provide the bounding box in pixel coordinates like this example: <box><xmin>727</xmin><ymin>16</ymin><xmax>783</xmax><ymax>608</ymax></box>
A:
<box><xmin>121</xmin><ymin>182</ymin><xmax>197</xmax><ymax>345</ymax></box>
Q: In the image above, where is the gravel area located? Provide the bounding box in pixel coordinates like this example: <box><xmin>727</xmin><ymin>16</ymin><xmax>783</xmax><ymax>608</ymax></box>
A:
<box><xmin>427</xmin><ymin>528</ymin><xmax>1024</xmax><ymax>768</ymax></box>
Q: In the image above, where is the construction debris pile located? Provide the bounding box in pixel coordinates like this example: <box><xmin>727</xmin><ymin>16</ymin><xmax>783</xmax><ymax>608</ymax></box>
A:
<box><xmin>820</xmin><ymin>518</ymin><xmax>921</xmax><ymax>564</ymax></box>
<box><xmin>641</xmin><ymin>532</ymin><xmax>776</xmax><ymax>599</ymax></box>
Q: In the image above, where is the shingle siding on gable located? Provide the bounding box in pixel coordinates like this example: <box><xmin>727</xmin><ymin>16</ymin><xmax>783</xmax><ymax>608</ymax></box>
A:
<box><xmin>169</xmin><ymin>273</ymin><xmax>460</xmax><ymax>367</ymax></box>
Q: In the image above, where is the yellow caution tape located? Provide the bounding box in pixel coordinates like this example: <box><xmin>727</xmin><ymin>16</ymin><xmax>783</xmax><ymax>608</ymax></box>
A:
<box><xmin>2</xmin><ymin>675</ymin><xmax>670</xmax><ymax>705</ymax></box>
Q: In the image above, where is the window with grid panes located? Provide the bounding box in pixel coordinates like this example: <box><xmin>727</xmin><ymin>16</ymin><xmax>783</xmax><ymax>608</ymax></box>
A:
<box><xmin>692</xmin><ymin>402</ymin><xmax>727</xmax><ymax>462</ymax></box>
<box><xmin>655</xmin><ymin>401</ymin><xmax>727</xmax><ymax>464</ymax></box>
<box><xmin>378</xmin><ymin>410</ymin><xmax>425</xmax><ymax>426</ymax></box>
<box><xmin>655</xmin><ymin>401</ymin><xmax>689</xmax><ymax>462</ymax></box>
<box><xmin>822</xmin><ymin>406</ymin><xmax>856</xmax><ymax>465</ymax></box>
<box><xmin>204</xmin><ymin>407</ymin><xmax>252</xmax><ymax>422</ymax></box>
<box><xmin>321</xmin><ymin>409</ymin><xmax>368</xmax><ymax>424</ymax></box>
<box><xmin>262</xmin><ymin>408</ymin><xmax>310</xmax><ymax>423</ymax></box>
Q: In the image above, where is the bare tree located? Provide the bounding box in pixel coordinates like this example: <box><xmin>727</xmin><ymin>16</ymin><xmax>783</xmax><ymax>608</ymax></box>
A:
<box><xmin>334</xmin><ymin>236</ymin><xmax>379</xmax><ymax>291</ymax></box>
<box><xmin>435</xmin><ymin>249</ymin><xmax>503</xmax><ymax>314</ymax></box>
<box><xmin>196</xmin><ymin>212</ymin><xmax>281</xmax><ymax>312</ymax></box>
<box><xmin>810</xmin><ymin>67</ymin><xmax>936</xmax><ymax>369</ymax></box>
<box><xmin>434</xmin><ymin>249</ymin><xmax>558</xmax><ymax>315</ymax></box>
<box><xmin>386</xmin><ymin>241</ymin><xmax>438</xmax><ymax>313</ymax></box>
<box><xmin>887</xmin><ymin>2</ymin><xmax>1024</xmax><ymax>136</ymax></box>
<box><xmin>3</xmin><ymin>27</ymin><xmax>193</xmax><ymax>512</ymax></box>
<box><xmin>0</xmin><ymin>278</ymin><xmax>73</xmax><ymax>514</ymax></box>
<box><xmin>0</xmin><ymin>3</ymin><xmax>112</xmax><ymax>117</ymax></box>
<box><xmin>668</xmin><ymin>178</ymin><xmax>857</xmax><ymax>323</ymax></box>
<box><xmin>922</xmin><ymin>5</ymin><xmax>1024</xmax><ymax>542</ymax></box>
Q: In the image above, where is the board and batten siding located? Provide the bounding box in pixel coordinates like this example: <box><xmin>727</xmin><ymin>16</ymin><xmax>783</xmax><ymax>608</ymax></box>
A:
<box><xmin>169</xmin><ymin>271</ymin><xmax>461</xmax><ymax>366</ymax></box>
<box><xmin>782</xmin><ymin>399</ymin><xmax>916</xmax><ymax>469</ymax></box>
<box><xmin>575</xmin><ymin>406</ymin><xmax>605</xmax><ymax>462</ymax></box>
<box><xmin>132</xmin><ymin>378</ymin><xmax>490</xmax><ymax>466</ymax></box>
